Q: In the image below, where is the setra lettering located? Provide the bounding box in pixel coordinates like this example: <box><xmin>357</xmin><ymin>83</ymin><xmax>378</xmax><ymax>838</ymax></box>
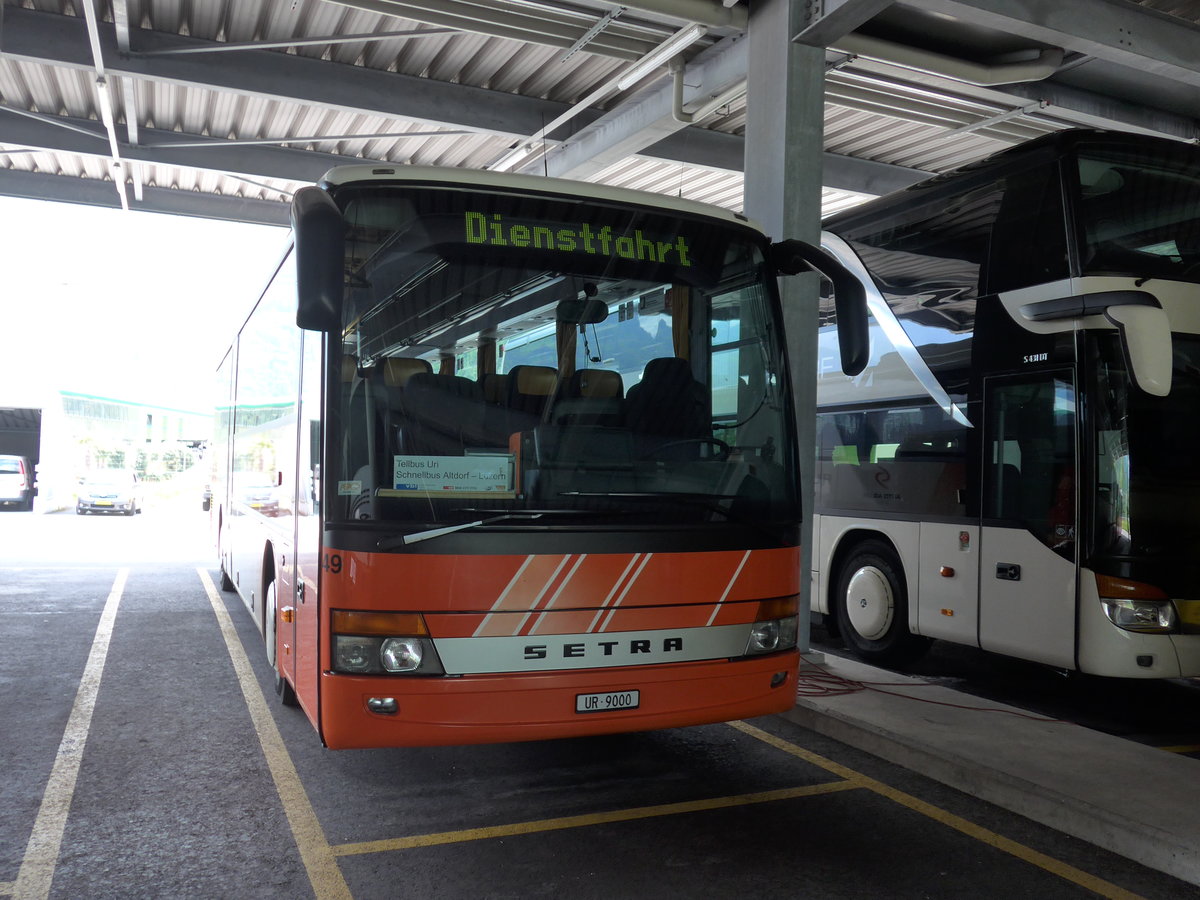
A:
<box><xmin>523</xmin><ymin>636</ymin><xmax>685</xmax><ymax>660</ymax></box>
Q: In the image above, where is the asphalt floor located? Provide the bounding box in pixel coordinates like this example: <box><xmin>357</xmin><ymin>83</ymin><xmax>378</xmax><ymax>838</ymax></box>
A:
<box><xmin>2</xmin><ymin>506</ymin><xmax>1197</xmax><ymax>899</ymax></box>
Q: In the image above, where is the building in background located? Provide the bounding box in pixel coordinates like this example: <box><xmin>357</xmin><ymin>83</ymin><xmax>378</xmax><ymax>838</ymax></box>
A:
<box><xmin>1</xmin><ymin>388</ymin><xmax>209</xmax><ymax>512</ymax></box>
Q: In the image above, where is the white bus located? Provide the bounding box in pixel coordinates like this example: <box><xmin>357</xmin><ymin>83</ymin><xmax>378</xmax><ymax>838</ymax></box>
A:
<box><xmin>813</xmin><ymin>129</ymin><xmax>1200</xmax><ymax>678</ymax></box>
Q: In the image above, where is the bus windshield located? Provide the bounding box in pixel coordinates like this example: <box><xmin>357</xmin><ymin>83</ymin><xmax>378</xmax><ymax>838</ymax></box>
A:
<box><xmin>1089</xmin><ymin>333</ymin><xmax>1200</xmax><ymax>561</ymax></box>
<box><xmin>331</xmin><ymin>184</ymin><xmax>797</xmax><ymax>533</ymax></box>
<box><xmin>1075</xmin><ymin>139</ymin><xmax>1200</xmax><ymax>284</ymax></box>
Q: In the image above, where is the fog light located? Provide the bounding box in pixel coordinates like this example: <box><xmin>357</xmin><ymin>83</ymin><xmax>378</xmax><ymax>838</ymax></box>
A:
<box><xmin>334</xmin><ymin>636</ymin><xmax>377</xmax><ymax>672</ymax></box>
<box><xmin>367</xmin><ymin>697</ymin><xmax>398</xmax><ymax>714</ymax></box>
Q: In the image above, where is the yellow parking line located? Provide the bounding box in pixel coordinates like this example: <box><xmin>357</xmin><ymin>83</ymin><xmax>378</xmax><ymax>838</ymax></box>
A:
<box><xmin>1158</xmin><ymin>744</ymin><xmax>1200</xmax><ymax>754</ymax></box>
<box><xmin>729</xmin><ymin>721</ymin><xmax>1146</xmax><ymax>900</ymax></box>
<box><xmin>198</xmin><ymin>568</ymin><xmax>352</xmax><ymax>900</ymax></box>
<box><xmin>13</xmin><ymin>569</ymin><xmax>127</xmax><ymax>900</ymax></box>
<box><xmin>332</xmin><ymin>780</ymin><xmax>860</xmax><ymax>856</ymax></box>
<box><xmin>1</xmin><ymin>879</ymin><xmax>14</xmax><ymax>895</ymax></box>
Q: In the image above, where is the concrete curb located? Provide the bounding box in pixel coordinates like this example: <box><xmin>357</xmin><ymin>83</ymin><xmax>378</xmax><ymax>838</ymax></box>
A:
<box><xmin>782</xmin><ymin>655</ymin><xmax>1200</xmax><ymax>887</ymax></box>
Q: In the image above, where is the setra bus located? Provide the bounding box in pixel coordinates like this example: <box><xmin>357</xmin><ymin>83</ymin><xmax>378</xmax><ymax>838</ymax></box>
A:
<box><xmin>211</xmin><ymin>164</ymin><xmax>867</xmax><ymax>748</ymax></box>
<box><xmin>813</xmin><ymin>128</ymin><xmax>1200</xmax><ymax>678</ymax></box>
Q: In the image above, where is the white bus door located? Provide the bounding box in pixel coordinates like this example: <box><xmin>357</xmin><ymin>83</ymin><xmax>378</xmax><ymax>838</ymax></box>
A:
<box><xmin>978</xmin><ymin>373</ymin><xmax>1078</xmax><ymax>668</ymax></box>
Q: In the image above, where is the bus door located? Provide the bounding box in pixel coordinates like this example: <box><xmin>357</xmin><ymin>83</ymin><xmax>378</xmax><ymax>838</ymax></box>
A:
<box><xmin>978</xmin><ymin>372</ymin><xmax>1078</xmax><ymax>668</ymax></box>
<box><xmin>288</xmin><ymin>331</ymin><xmax>324</xmax><ymax>715</ymax></box>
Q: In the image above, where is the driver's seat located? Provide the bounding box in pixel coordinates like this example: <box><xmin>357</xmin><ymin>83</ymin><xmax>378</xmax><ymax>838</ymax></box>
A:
<box><xmin>624</xmin><ymin>357</ymin><xmax>709</xmax><ymax>449</ymax></box>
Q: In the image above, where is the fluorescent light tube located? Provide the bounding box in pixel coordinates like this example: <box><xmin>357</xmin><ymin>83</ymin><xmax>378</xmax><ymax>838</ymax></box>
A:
<box><xmin>616</xmin><ymin>23</ymin><xmax>707</xmax><ymax>90</ymax></box>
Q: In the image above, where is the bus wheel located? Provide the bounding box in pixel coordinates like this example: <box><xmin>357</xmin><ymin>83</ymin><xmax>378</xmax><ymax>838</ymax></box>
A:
<box><xmin>219</xmin><ymin>565</ymin><xmax>235</xmax><ymax>592</ymax></box>
<box><xmin>265</xmin><ymin>580</ymin><xmax>298</xmax><ymax>707</ymax></box>
<box><xmin>835</xmin><ymin>540</ymin><xmax>930</xmax><ymax>666</ymax></box>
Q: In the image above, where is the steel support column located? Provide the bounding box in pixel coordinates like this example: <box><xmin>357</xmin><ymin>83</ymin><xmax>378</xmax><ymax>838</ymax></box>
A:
<box><xmin>743</xmin><ymin>0</ymin><xmax>826</xmax><ymax>652</ymax></box>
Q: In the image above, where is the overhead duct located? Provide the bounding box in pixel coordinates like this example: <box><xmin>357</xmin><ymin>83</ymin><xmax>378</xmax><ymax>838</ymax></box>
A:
<box><xmin>832</xmin><ymin>32</ymin><xmax>1064</xmax><ymax>85</ymax></box>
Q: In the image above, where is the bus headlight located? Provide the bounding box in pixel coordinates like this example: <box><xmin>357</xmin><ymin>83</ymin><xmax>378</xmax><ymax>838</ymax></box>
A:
<box><xmin>380</xmin><ymin>637</ymin><xmax>425</xmax><ymax>673</ymax></box>
<box><xmin>1096</xmin><ymin>575</ymin><xmax>1176</xmax><ymax>634</ymax></box>
<box><xmin>331</xmin><ymin>610</ymin><xmax>445</xmax><ymax>675</ymax></box>
<box><xmin>745</xmin><ymin>596</ymin><xmax>800</xmax><ymax>656</ymax></box>
<box><xmin>746</xmin><ymin>616</ymin><xmax>799</xmax><ymax>655</ymax></box>
<box><xmin>1100</xmin><ymin>598</ymin><xmax>1177</xmax><ymax>633</ymax></box>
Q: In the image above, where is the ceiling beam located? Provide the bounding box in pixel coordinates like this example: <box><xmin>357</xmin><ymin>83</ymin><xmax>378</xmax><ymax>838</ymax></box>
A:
<box><xmin>1</xmin><ymin>99</ymin><xmax>930</xmax><ymax>201</ymax></box>
<box><xmin>793</xmin><ymin>0</ymin><xmax>896</xmax><ymax>46</ymax></box>
<box><xmin>0</xmin><ymin>168</ymin><xmax>289</xmax><ymax>225</ymax></box>
<box><xmin>0</xmin><ymin>6</ymin><xmax>601</xmax><ymax>141</ymax></box>
<box><xmin>532</xmin><ymin>34</ymin><xmax>750</xmax><ymax>179</ymax></box>
<box><xmin>534</xmin><ymin>32</ymin><xmax>930</xmax><ymax>194</ymax></box>
<box><xmin>324</xmin><ymin>0</ymin><xmax>656</xmax><ymax>60</ymax></box>
<box><xmin>0</xmin><ymin>108</ymin><xmax>367</xmax><ymax>185</ymax></box>
<box><xmin>821</xmin><ymin>150</ymin><xmax>926</xmax><ymax>194</ymax></box>
<box><xmin>870</xmin><ymin>0</ymin><xmax>1200</xmax><ymax>87</ymax></box>
<box><xmin>0</xmin><ymin>6</ymin><xmax>764</xmax><ymax>176</ymax></box>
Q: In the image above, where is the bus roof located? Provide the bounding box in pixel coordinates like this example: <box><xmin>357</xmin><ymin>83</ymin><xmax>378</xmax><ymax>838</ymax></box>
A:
<box><xmin>317</xmin><ymin>164</ymin><xmax>762</xmax><ymax>235</ymax></box>
<box><xmin>823</xmin><ymin>128</ymin><xmax>1195</xmax><ymax>231</ymax></box>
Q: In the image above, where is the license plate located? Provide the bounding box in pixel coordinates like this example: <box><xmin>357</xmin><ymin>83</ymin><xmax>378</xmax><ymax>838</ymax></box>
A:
<box><xmin>575</xmin><ymin>690</ymin><xmax>639</xmax><ymax>714</ymax></box>
<box><xmin>96</xmin><ymin>500</ymin><xmax>113</xmax><ymax>506</ymax></box>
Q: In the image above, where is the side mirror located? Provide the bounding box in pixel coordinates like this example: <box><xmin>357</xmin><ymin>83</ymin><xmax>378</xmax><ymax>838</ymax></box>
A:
<box><xmin>770</xmin><ymin>238</ymin><xmax>869</xmax><ymax>376</ymax></box>
<box><xmin>292</xmin><ymin>186</ymin><xmax>345</xmax><ymax>332</ymax></box>
<box><xmin>1105</xmin><ymin>304</ymin><xmax>1173</xmax><ymax>397</ymax></box>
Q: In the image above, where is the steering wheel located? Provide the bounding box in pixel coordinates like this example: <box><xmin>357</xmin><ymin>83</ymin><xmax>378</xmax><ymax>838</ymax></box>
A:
<box><xmin>639</xmin><ymin>437</ymin><xmax>731</xmax><ymax>461</ymax></box>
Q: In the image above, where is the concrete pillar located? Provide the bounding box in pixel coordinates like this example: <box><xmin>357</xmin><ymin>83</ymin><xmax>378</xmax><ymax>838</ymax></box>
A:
<box><xmin>743</xmin><ymin>0</ymin><xmax>825</xmax><ymax>651</ymax></box>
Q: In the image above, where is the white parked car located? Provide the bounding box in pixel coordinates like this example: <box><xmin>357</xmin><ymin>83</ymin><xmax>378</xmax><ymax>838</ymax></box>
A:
<box><xmin>77</xmin><ymin>471</ymin><xmax>143</xmax><ymax>516</ymax></box>
<box><xmin>0</xmin><ymin>455</ymin><xmax>35</xmax><ymax>511</ymax></box>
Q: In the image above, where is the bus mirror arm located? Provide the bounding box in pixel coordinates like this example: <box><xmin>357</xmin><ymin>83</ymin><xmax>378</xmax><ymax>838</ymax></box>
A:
<box><xmin>292</xmin><ymin>186</ymin><xmax>345</xmax><ymax>332</ymax></box>
<box><xmin>770</xmin><ymin>239</ymin><xmax>869</xmax><ymax>376</ymax></box>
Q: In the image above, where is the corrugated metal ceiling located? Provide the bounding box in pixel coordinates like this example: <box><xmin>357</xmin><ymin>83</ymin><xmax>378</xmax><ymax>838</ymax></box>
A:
<box><xmin>2</xmin><ymin>0</ymin><xmax>1200</xmax><ymax>222</ymax></box>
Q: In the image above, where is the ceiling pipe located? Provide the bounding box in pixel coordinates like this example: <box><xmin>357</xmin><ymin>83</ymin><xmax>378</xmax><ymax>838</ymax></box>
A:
<box><xmin>489</xmin><ymin>23</ymin><xmax>708</xmax><ymax>172</ymax></box>
<box><xmin>832</xmin><ymin>32</ymin><xmax>1064</xmax><ymax>85</ymax></box>
<box><xmin>669</xmin><ymin>56</ymin><xmax>745</xmax><ymax>124</ymax></box>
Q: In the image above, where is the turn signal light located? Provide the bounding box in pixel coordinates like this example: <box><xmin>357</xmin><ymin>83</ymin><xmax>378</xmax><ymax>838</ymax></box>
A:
<box><xmin>331</xmin><ymin>609</ymin><xmax>428</xmax><ymax>636</ymax></box>
<box><xmin>1095</xmin><ymin>575</ymin><xmax>1168</xmax><ymax>600</ymax></box>
<box><xmin>756</xmin><ymin>595</ymin><xmax>799</xmax><ymax>619</ymax></box>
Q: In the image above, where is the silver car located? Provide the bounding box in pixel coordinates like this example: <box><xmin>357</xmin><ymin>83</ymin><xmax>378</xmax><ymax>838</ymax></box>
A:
<box><xmin>76</xmin><ymin>471</ymin><xmax>143</xmax><ymax>516</ymax></box>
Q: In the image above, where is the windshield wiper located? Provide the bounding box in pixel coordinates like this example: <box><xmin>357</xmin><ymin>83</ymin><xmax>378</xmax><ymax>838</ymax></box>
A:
<box><xmin>379</xmin><ymin>514</ymin><xmax>544</xmax><ymax>549</ymax></box>
<box><xmin>378</xmin><ymin>509</ymin><xmax>596</xmax><ymax>549</ymax></box>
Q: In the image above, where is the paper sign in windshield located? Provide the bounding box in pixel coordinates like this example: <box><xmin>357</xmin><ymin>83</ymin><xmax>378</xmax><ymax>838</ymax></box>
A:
<box><xmin>393</xmin><ymin>455</ymin><xmax>513</xmax><ymax>492</ymax></box>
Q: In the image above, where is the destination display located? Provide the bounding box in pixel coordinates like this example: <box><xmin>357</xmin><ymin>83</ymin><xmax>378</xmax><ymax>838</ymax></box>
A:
<box><xmin>392</xmin><ymin>454</ymin><xmax>513</xmax><ymax>493</ymax></box>
<box><xmin>464</xmin><ymin>210</ymin><xmax>694</xmax><ymax>268</ymax></box>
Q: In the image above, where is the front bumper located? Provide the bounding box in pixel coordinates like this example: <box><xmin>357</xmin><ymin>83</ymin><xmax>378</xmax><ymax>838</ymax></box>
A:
<box><xmin>317</xmin><ymin>651</ymin><xmax>799</xmax><ymax>749</ymax></box>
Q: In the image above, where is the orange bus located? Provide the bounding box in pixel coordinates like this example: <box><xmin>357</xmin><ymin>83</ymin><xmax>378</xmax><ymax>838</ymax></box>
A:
<box><xmin>212</xmin><ymin>166</ymin><xmax>865</xmax><ymax>749</ymax></box>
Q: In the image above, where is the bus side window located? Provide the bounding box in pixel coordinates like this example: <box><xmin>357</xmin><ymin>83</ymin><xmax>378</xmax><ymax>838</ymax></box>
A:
<box><xmin>984</xmin><ymin>376</ymin><xmax>1076</xmax><ymax>559</ymax></box>
<box><xmin>983</xmin><ymin>163</ymin><xmax>1070</xmax><ymax>295</ymax></box>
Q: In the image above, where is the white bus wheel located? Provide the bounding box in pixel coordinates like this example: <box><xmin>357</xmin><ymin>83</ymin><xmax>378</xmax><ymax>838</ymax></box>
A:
<box><xmin>834</xmin><ymin>539</ymin><xmax>930</xmax><ymax>666</ymax></box>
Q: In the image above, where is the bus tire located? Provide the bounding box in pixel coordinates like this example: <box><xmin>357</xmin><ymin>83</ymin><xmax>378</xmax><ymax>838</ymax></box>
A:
<box><xmin>219</xmin><ymin>565</ymin><xmax>235</xmax><ymax>592</ymax></box>
<box><xmin>265</xmin><ymin>579</ymin><xmax>299</xmax><ymax>707</ymax></box>
<box><xmin>834</xmin><ymin>539</ymin><xmax>930</xmax><ymax>666</ymax></box>
<box><xmin>275</xmin><ymin>669</ymin><xmax>298</xmax><ymax>707</ymax></box>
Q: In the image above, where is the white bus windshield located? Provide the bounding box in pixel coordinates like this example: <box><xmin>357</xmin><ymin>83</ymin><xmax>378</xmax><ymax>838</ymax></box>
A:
<box><xmin>330</xmin><ymin>185</ymin><xmax>797</xmax><ymax>532</ymax></box>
